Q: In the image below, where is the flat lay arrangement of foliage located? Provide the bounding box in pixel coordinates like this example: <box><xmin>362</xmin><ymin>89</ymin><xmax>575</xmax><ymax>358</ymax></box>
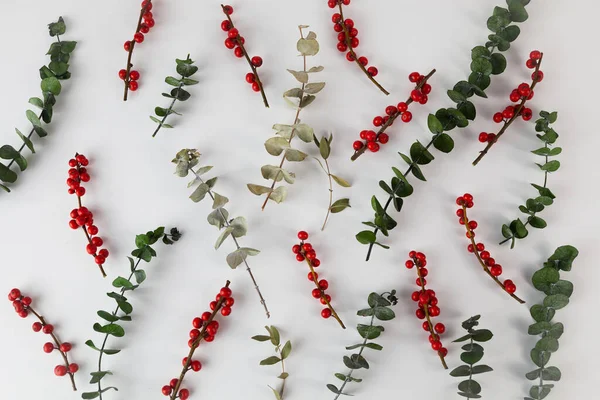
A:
<box><xmin>252</xmin><ymin>326</ymin><xmax>292</xmax><ymax>400</ymax></box>
<box><xmin>0</xmin><ymin>16</ymin><xmax>76</xmax><ymax>193</ymax></box>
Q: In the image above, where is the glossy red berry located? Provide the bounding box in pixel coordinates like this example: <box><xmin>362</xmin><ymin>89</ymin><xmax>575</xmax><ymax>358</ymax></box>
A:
<box><xmin>357</xmin><ymin>56</ymin><xmax>368</xmax><ymax>66</ymax></box>
<box><xmin>530</xmin><ymin>50</ymin><xmax>541</xmax><ymax>60</ymax></box>
<box><xmin>367</xmin><ymin>141</ymin><xmax>380</xmax><ymax>152</ymax></box>
<box><xmin>378</xmin><ymin>133</ymin><xmax>389</xmax><ymax>144</ymax></box>
<box><xmin>372</xmin><ymin>116</ymin><xmax>384</xmax><ymax>127</ymax></box>
<box><xmin>179</xmin><ymin>389</ymin><xmax>190</xmax><ymax>400</ymax></box>
<box><xmin>221</xmin><ymin>306</ymin><xmax>232</xmax><ymax>316</ymax></box>
<box><xmin>321</xmin><ymin>308</ymin><xmax>332</xmax><ymax>319</ymax></box>
<box><xmin>401</xmin><ymin>111</ymin><xmax>412</xmax><ymax>123</ymax></box>
<box><xmin>318</xmin><ymin>279</ymin><xmax>329</xmax><ymax>290</ymax></box>
<box><xmin>129</xmin><ymin>70</ymin><xmax>140</xmax><ymax>81</ymax></box>
<box><xmin>478</xmin><ymin>132</ymin><xmax>488</xmax><ymax>143</ymax></box>
<box><xmin>191</xmin><ymin>360</ymin><xmax>202</xmax><ymax>371</ymax></box>
<box><xmin>129</xmin><ymin>81</ymin><xmax>139</xmax><ymax>91</ymax></box>
<box><xmin>124</xmin><ymin>41</ymin><xmax>132</xmax><ymax>51</ymax></box>
<box><xmin>532</xmin><ymin>71</ymin><xmax>544</xmax><ymax>82</ymax></box>
<box><xmin>162</xmin><ymin>385</ymin><xmax>172</xmax><ymax>396</ymax></box>
<box><xmin>421</xmin><ymin>83</ymin><xmax>432</xmax><ymax>95</ymax></box>
<box><xmin>223</xmin><ymin>4</ymin><xmax>234</xmax><ymax>14</ymax></box>
<box><xmin>353</xmin><ymin>140</ymin><xmax>364</xmax><ymax>151</ymax></box>
<box><xmin>234</xmin><ymin>47</ymin><xmax>244</xmax><ymax>58</ymax></box>
<box><xmin>298</xmin><ymin>231</ymin><xmax>309</xmax><ymax>240</ymax></box>
<box><xmin>434</xmin><ymin>323</ymin><xmax>445</xmax><ymax>334</ymax></box>
<box><xmin>69</xmin><ymin>363</ymin><xmax>79</xmax><ymax>373</ymax></box>
<box><xmin>397</xmin><ymin>102</ymin><xmax>408</xmax><ymax>112</ymax></box>
<box><xmin>118</xmin><ymin>69</ymin><xmax>127</xmax><ymax>80</ymax></box>
<box><xmin>493</xmin><ymin>112</ymin><xmax>504</xmax><ymax>123</ymax></box>
<box><xmin>227</xmin><ymin>28</ymin><xmax>239</xmax><ymax>39</ymax></box>
<box><xmin>42</xmin><ymin>324</ymin><xmax>54</xmax><ymax>334</ymax></box>
<box><xmin>385</xmin><ymin>105</ymin><xmax>397</xmax><ymax>116</ymax></box>
<box><xmin>416</xmin><ymin>309</ymin><xmax>426</xmax><ymax>319</ymax></box>
<box><xmin>312</xmin><ymin>259</ymin><xmax>321</xmax><ymax>267</ymax></box>
<box><xmin>43</xmin><ymin>342</ymin><xmax>54</xmax><ymax>353</ymax></box>
<box><xmin>251</xmin><ymin>82</ymin><xmax>260</xmax><ymax>92</ymax></box>
<box><xmin>133</xmin><ymin>32</ymin><xmax>144</xmax><ymax>43</ymax></box>
<box><xmin>409</xmin><ymin>72</ymin><xmax>421</xmax><ymax>83</ymax></box>
<box><xmin>367</xmin><ymin>66</ymin><xmax>378</xmax><ymax>77</ymax></box>
<box><xmin>54</xmin><ymin>365</ymin><xmax>67</xmax><ymax>377</ymax></box>
<box><xmin>32</xmin><ymin>322</ymin><xmax>43</xmax><ymax>332</ymax></box>
<box><xmin>312</xmin><ymin>288</ymin><xmax>321</xmax><ymax>299</ymax></box>
<box><xmin>296</xmin><ymin>254</ymin><xmax>305</xmax><ymax>262</ymax></box>
<box><xmin>220</xmin><ymin>287</ymin><xmax>232</xmax><ymax>298</ymax></box>
<box><xmin>251</xmin><ymin>56</ymin><xmax>263</xmax><ymax>67</ymax></box>
<box><xmin>490</xmin><ymin>265</ymin><xmax>503</xmax><ymax>276</ymax></box>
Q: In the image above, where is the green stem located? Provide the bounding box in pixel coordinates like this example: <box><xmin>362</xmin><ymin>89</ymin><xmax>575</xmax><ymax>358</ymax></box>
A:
<box><xmin>321</xmin><ymin>159</ymin><xmax>333</xmax><ymax>231</ymax></box>
<box><xmin>152</xmin><ymin>80</ymin><xmax>183</xmax><ymax>137</ymax></box>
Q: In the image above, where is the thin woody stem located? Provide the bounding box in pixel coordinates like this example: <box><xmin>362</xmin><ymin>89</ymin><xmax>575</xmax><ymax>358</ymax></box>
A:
<box><xmin>337</xmin><ymin>2</ymin><xmax>389</xmax><ymax>95</ymax></box>
<box><xmin>221</xmin><ymin>4</ymin><xmax>269</xmax><ymax>108</ymax></box>
<box><xmin>152</xmin><ymin>81</ymin><xmax>183</xmax><ymax>137</ymax></box>
<box><xmin>472</xmin><ymin>53</ymin><xmax>544</xmax><ymax>165</ymax></box>
<box><xmin>321</xmin><ymin>159</ymin><xmax>334</xmax><ymax>231</ymax></box>
<box><xmin>462</xmin><ymin>205</ymin><xmax>525</xmax><ymax>304</ymax></box>
<box><xmin>351</xmin><ymin>69</ymin><xmax>436</xmax><ymax>161</ymax></box>
<box><xmin>123</xmin><ymin>2</ymin><xmax>151</xmax><ymax>101</ymax></box>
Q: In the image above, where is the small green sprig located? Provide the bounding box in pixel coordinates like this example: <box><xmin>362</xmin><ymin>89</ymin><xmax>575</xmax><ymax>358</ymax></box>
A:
<box><xmin>327</xmin><ymin>291</ymin><xmax>398</xmax><ymax>399</ymax></box>
<box><xmin>247</xmin><ymin>25</ymin><xmax>325</xmax><ymax>210</ymax></box>
<box><xmin>449</xmin><ymin>315</ymin><xmax>494</xmax><ymax>399</ymax></box>
<box><xmin>501</xmin><ymin>111</ymin><xmax>561</xmax><ymax>248</ymax></box>
<box><xmin>252</xmin><ymin>326</ymin><xmax>292</xmax><ymax>400</ymax></box>
<box><xmin>0</xmin><ymin>17</ymin><xmax>76</xmax><ymax>193</ymax></box>
<box><xmin>173</xmin><ymin>149</ymin><xmax>271</xmax><ymax>318</ymax></box>
<box><xmin>151</xmin><ymin>55</ymin><xmax>199</xmax><ymax>137</ymax></box>
<box><xmin>82</xmin><ymin>227</ymin><xmax>181</xmax><ymax>400</ymax></box>
<box><xmin>313</xmin><ymin>134</ymin><xmax>351</xmax><ymax>230</ymax></box>
<box><xmin>525</xmin><ymin>245</ymin><xmax>578</xmax><ymax>400</ymax></box>
<box><xmin>355</xmin><ymin>0</ymin><xmax>532</xmax><ymax>260</ymax></box>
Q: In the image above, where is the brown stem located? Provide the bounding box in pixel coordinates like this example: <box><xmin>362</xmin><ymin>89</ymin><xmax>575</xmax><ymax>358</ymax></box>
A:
<box><xmin>337</xmin><ymin>2</ymin><xmax>389</xmax><ymax>95</ymax></box>
<box><xmin>27</xmin><ymin>306</ymin><xmax>77</xmax><ymax>391</ymax></box>
<box><xmin>321</xmin><ymin>159</ymin><xmax>334</xmax><ymax>231</ymax></box>
<box><xmin>261</xmin><ymin>27</ymin><xmax>307</xmax><ymax>210</ymax></box>
<box><xmin>351</xmin><ymin>69</ymin><xmax>437</xmax><ymax>161</ymax></box>
<box><xmin>300</xmin><ymin>246</ymin><xmax>345</xmax><ymax>329</ymax></box>
<box><xmin>462</xmin><ymin>205</ymin><xmax>525</xmax><ymax>304</ymax></box>
<box><xmin>277</xmin><ymin>347</ymin><xmax>287</xmax><ymax>399</ymax></box>
<box><xmin>472</xmin><ymin>53</ymin><xmax>544</xmax><ymax>166</ymax></box>
<box><xmin>123</xmin><ymin>2</ymin><xmax>151</xmax><ymax>101</ymax></box>
<box><xmin>221</xmin><ymin>4</ymin><xmax>269</xmax><ymax>108</ymax></box>
<box><xmin>413</xmin><ymin>259</ymin><xmax>447</xmax><ymax>369</ymax></box>
<box><xmin>170</xmin><ymin>281</ymin><xmax>231</xmax><ymax>399</ymax></box>
<box><xmin>73</xmin><ymin>153</ymin><xmax>106</xmax><ymax>277</ymax></box>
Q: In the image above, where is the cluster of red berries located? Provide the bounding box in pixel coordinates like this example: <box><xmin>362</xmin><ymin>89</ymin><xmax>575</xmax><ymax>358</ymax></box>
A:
<box><xmin>328</xmin><ymin>1</ymin><xmax>379</xmax><ymax>78</ymax></box>
<box><xmin>8</xmin><ymin>289</ymin><xmax>79</xmax><ymax>381</ymax></box>
<box><xmin>292</xmin><ymin>231</ymin><xmax>344</xmax><ymax>326</ymax></box>
<box><xmin>119</xmin><ymin>0</ymin><xmax>155</xmax><ymax>92</ymax></box>
<box><xmin>526</xmin><ymin>50</ymin><xmax>544</xmax><ymax>82</ymax></box>
<box><xmin>221</xmin><ymin>5</ymin><xmax>264</xmax><ymax>94</ymax></box>
<box><xmin>456</xmin><ymin>194</ymin><xmax>518</xmax><ymax>296</ymax></box>
<box><xmin>162</xmin><ymin>285</ymin><xmax>233</xmax><ymax>399</ymax></box>
<box><xmin>405</xmin><ymin>252</ymin><xmax>448</xmax><ymax>361</ymax></box>
<box><xmin>352</xmin><ymin>71</ymin><xmax>433</xmax><ymax>154</ymax></box>
<box><xmin>67</xmin><ymin>154</ymin><xmax>109</xmax><ymax>274</ymax></box>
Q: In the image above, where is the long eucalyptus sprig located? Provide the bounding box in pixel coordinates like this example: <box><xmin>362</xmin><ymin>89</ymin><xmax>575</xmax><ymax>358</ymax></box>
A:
<box><xmin>173</xmin><ymin>149</ymin><xmax>271</xmax><ymax>318</ymax></box>
<box><xmin>327</xmin><ymin>291</ymin><xmax>398</xmax><ymax>399</ymax></box>
<box><xmin>313</xmin><ymin>134</ymin><xmax>351</xmax><ymax>230</ymax></box>
<box><xmin>0</xmin><ymin>17</ymin><xmax>76</xmax><ymax>193</ymax></box>
<box><xmin>525</xmin><ymin>245</ymin><xmax>578</xmax><ymax>400</ymax></box>
<box><xmin>501</xmin><ymin>111</ymin><xmax>561</xmax><ymax>248</ymax></box>
<box><xmin>151</xmin><ymin>55</ymin><xmax>199</xmax><ymax>137</ymax></box>
<box><xmin>449</xmin><ymin>315</ymin><xmax>494</xmax><ymax>399</ymax></box>
<box><xmin>82</xmin><ymin>227</ymin><xmax>181</xmax><ymax>400</ymax></box>
<box><xmin>252</xmin><ymin>326</ymin><xmax>292</xmax><ymax>400</ymax></box>
<box><xmin>355</xmin><ymin>0</ymin><xmax>532</xmax><ymax>260</ymax></box>
<box><xmin>247</xmin><ymin>26</ymin><xmax>325</xmax><ymax>210</ymax></box>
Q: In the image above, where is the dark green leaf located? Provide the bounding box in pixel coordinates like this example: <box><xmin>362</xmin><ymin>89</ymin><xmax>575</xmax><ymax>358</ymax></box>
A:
<box><xmin>471</xmin><ymin>365</ymin><xmax>493</xmax><ymax>374</ymax></box>
<box><xmin>542</xmin><ymin>366</ymin><xmax>561</xmax><ymax>381</ymax></box>
<box><xmin>48</xmin><ymin>17</ymin><xmax>66</xmax><ymax>36</ymax></box>
<box><xmin>251</xmin><ymin>335</ymin><xmax>271</xmax><ymax>342</ymax></box>
<box><xmin>461</xmin><ymin>350</ymin><xmax>484</xmax><ymax>364</ymax></box>
<box><xmin>507</xmin><ymin>0</ymin><xmax>529</xmax><ymax>22</ymax></box>
<box><xmin>427</xmin><ymin>114</ymin><xmax>444</xmax><ymax>134</ymax></box>
<box><xmin>134</xmin><ymin>270</ymin><xmax>146</xmax><ymax>284</ymax></box>
<box><xmin>536</xmin><ymin>336</ymin><xmax>559</xmax><ymax>352</ymax></box>
<box><xmin>97</xmin><ymin>310</ymin><xmax>118</xmax><ymax>322</ymax></box>
<box><xmin>490</xmin><ymin>53</ymin><xmax>507</xmax><ymax>74</ymax></box>
<box><xmin>260</xmin><ymin>356</ymin><xmax>281</xmax><ymax>366</ymax></box>
<box><xmin>530</xmin><ymin>304</ymin><xmax>555</xmax><ymax>323</ymax></box>
<box><xmin>447</xmin><ymin>90</ymin><xmax>467</xmax><ymax>103</ymax></box>
<box><xmin>171</xmin><ymin>88</ymin><xmax>191</xmax><ymax>101</ymax></box>
<box><xmin>532</xmin><ymin>267</ymin><xmax>559</xmax><ymax>293</ymax></box>
<box><xmin>117</xmin><ymin>300</ymin><xmax>133</xmax><ymax>315</ymax></box>
<box><xmin>176</xmin><ymin>63</ymin><xmax>198</xmax><ymax>78</ymax></box>
<box><xmin>281</xmin><ymin>340</ymin><xmax>292</xmax><ymax>359</ymax></box>
<box><xmin>470</xmin><ymin>58</ymin><xmax>493</xmax><ymax>75</ymax></box>
<box><xmin>350</xmin><ymin>353</ymin><xmax>369</xmax><ymax>369</ymax></box>
<box><xmin>410</xmin><ymin>141</ymin><xmax>434</xmax><ymax>165</ymax></box>
<box><xmin>374</xmin><ymin>307</ymin><xmax>395</xmax><ymax>321</ymax></box>
<box><xmin>433</xmin><ymin>133</ymin><xmax>454</xmax><ymax>153</ymax></box>
<box><xmin>357</xmin><ymin>324</ymin><xmax>383</xmax><ymax>340</ymax></box>
<box><xmin>531</xmin><ymin>348</ymin><xmax>551</xmax><ymax>368</ymax></box>
<box><xmin>368</xmin><ymin>292</ymin><xmax>391</xmax><ymax>307</ymax></box>
<box><xmin>345</xmin><ymin>342</ymin><xmax>383</xmax><ymax>351</ymax></box>
<box><xmin>458</xmin><ymin>101</ymin><xmax>476</xmax><ymax>121</ymax></box>
<box><xmin>510</xmin><ymin>218</ymin><xmax>528</xmax><ymax>239</ymax></box>
<box><xmin>0</xmin><ymin>145</ymin><xmax>26</xmax><ymax>171</ymax></box>
<box><xmin>0</xmin><ymin>162</ymin><xmax>17</xmax><ymax>183</ymax></box>
<box><xmin>471</xmin><ymin>329</ymin><xmax>493</xmax><ymax>342</ymax></box>
<box><xmin>270</xmin><ymin>326</ymin><xmax>281</xmax><ymax>346</ymax></box>
<box><xmin>41</xmin><ymin>77</ymin><xmax>62</xmax><ymax>95</ymax></box>
<box><xmin>327</xmin><ymin>384</ymin><xmax>341</xmax><ymax>394</ymax></box>
<box><xmin>549</xmin><ymin>280</ymin><xmax>573</xmax><ymax>297</ymax></box>
<box><xmin>450</xmin><ymin>365</ymin><xmax>471</xmax><ymax>377</ymax></box>
<box><xmin>356</xmin><ymin>231</ymin><xmax>376</xmax><ymax>245</ymax></box>
<box><xmin>458</xmin><ymin>379</ymin><xmax>482</xmax><ymax>395</ymax></box>
<box><xmin>93</xmin><ymin>323</ymin><xmax>125</xmax><ymax>337</ymax></box>
<box><xmin>112</xmin><ymin>277</ymin><xmax>133</xmax><ymax>289</ymax></box>
<box><xmin>547</xmin><ymin>245</ymin><xmax>578</xmax><ymax>271</ymax></box>
<box><xmin>529</xmin><ymin>216</ymin><xmax>547</xmax><ymax>229</ymax></box>
<box><xmin>543</xmin><ymin>294</ymin><xmax>569</xmax><ymax>310</ymax></box>
<box><xmin>343</xmin><ymin>355</ymin><xmax>360</xmax><ymax>369</ymax></box>
<box><xmin>89</xmin><ymin>371</ymin><xmax>112</xmax><ymax>384</ymax></box>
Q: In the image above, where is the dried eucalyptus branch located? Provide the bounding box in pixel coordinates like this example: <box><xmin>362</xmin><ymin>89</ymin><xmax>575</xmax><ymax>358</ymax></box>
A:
<box><xmin>173</xmin><ymin>149</ymin><xmax>271</xmax><ymax>318</ymax></box>
<box><xmin>252</xmin><ymin>326</ymin><xmax>292</xmax><ymax>400</ymax></box>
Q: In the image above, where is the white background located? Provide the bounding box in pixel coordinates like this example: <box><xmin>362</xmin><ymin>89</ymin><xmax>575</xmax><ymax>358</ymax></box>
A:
<box><xmin>1</xmin><ymin>0</ymin><xmax>598</xmax><ymax>399</ymax></box>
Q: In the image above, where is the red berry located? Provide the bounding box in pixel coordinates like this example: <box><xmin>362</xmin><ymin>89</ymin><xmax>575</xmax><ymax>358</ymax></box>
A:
<box><xmin>397</xmin><ymin>102</ymin><xmax>408</xmax><ymax>112</ymax></box>
<box><xmin>350</xmin><ymin>37</ymin><xmax>359</xmax><ymax>48</ymax></box>
<box><xmin>179</xmin><ymin>389</ymin><xmax>190</xmax><ymax>400</ymax></box>
<box><xmin>87</xmin><ymin>225</ymin><xmax>99</xmax><ymax>236</ymax></box>
<box><xmin>133</xmin><ymin>32</ymin><xmax>144</xmax><ymax>43</ymax></box>
<box><xmin>191</xmin><ymin>360</ymin><xmax>202</xmax><ymax>371</ymax></box>
<box><xmin>124</xmin><ymin>41</ymin><xmax>132</xmax><ymax>51</ymax></box>
<box><xmin>409</xmin><ymin>72</ymin><xmax>421</xmax><ymax>83</ymax></box>
<box><xmin>504</xmin><ymin>280</ymin><xmax>517</xmax><ymax>293</ymax></box>
<box><xmin>406</xmin><ymin>260</ymin><xmax>414</xmax><ymax>269</ymax></box>
<box><xmin>308</xmin><ymin>272</ymin><xmax>318</xmax><ymax>281</ymax></box>
<box><xmin>493</xmin><ymin>112</ymin><xmax>504</xmax><ymax>123</ymax></box>
<box><xmin>421</xmin><ymin>83</ymin><xmax>432</xmax><ymax>95</ymax></box>
<box><xmin>227</xmin><ymin>28</ymin><xmax>239</xmax><ymax>39</ymax></box>
<box><xmin>221</xmin><ymin>20</ymin><xmax>231</xmax><ymax>31</ymax></box>
<box><xmin>367</xmin><ymin>141</ymin><xmax>380</xmax><ymax>152</ymax></box>
<box><xmin>312</xmin><ymin>288</ymin><xmax>321</xmax><ymax>299</ymax></box>
<box><xmin>192</xmin><ymin>318</ymin><xmax>202</xmax><ymax>329</ymax></box>
<box><xmin>419</xmin><ymin>94</ymin><xmax>428</xmax><ymax>105</ymax></box>
<box><xmin>526</xmin><ymin>58</ymin><xmax>537</xmax><ymax>69</ymax></box>
<box><xmin>221</xmin><ymin>306</ymin><xmax>232</xmax><ymax>316</ymax></box>
<box><xmin>385</xmin><ymin>105</ymin><xmax>397</xmax><ymax>116</ymax></box>
<box><xmin>98</xmin><ymin>249</ymin><xmax>109</xmax><ymax>258</ymax></box>
<box><xmin>209</xmin><ymin>301</ymin><xmax>217</xmax><ymax>311</ymax></box>
<box><xmin>224</xmin><ymin>38</ymin><xmax>235</xmax><ymax>49</ymax></box>
<box><xmin>298</xmin><ymin>231</ymin><xmax>309</xmax><ymax>240</ymax></box>
<box><xmin>170</xmin><ymin>378</ymin><xmax>179</xmax><ymax>388</ymax></box>
<box><xmin>220</xmin><ymin>287</ymin><xmax>232</xmax><ymax>298</ymax></box>
<box><xmin>346</xmin><ymin>51</ymin><xmax>355</xmax><ymax>62</ymax></box>
<box><xmin>530</xmin><ymin>50</ymin><xmax>542</xmax><ymax>60</ymax></box>
<box><xmin>86</xmin><ymin>244</ymin><xmax>97</xmax><ymax>255</ymax></box>
<box><xmin>411</xmin><ymin>90</ymin><xmax>422</xmax><ymax>102</ymax></box>
<box><xmin>251</xmin><ymin>56</ymin><xmax>263</xmax><ymax>67</ymax></box>
<box><xmin>69</xmin><ymin>363</ymin><xmax>79</xmax><ymax>373</ymax></box>
<box><xmin>318</xmin><ymin>279</ymin><xmax>329</xmax><ymax>290</ymax></box>
<box><xmin>245</xmin><ymin>73</ymin><xmax>256</xmax><ymax>83</ymax></box>
<box><xmin>490</xmin><ymin>265</ymin><xmax>503</xmax><ymax>276</ymax></box>
<box><xmin>312</xmin><ymin>259</ymin><xmax>321</xmax><ymax>267</ymax></box>
<box><xmin>141</xmin><ymin>1</ymin><xmax>153</xmax><ymax>11</ymax></box>
<box><xmin>409</xmin><ymin>250</ymin><xmax>416</xmax><ymax>258</ymax></box>
<box><xmin>336</xmin><ymin>41</ymin><xmax>348</xmax><ymax>52</ymax></box>
<box><xmin>32</xmin><ymin>322</ymin><xmax>42</xmax><ymax>332</ymax></box>
<box><xmin>422</xmin><ymin>321</ymin><xmax>430</xmax><ymax>331</ymax></box>
<box><xmin>476</xmin><ymin>243</ymin><xmax>485</xmax><ymax>251</ymax></box>
<box><xmin>367</xmin><ymin>66</ymin><xmax>378</xmax><ymax>77</ymax></box>
<box><xmin>344</xmin><ymin>18</ymin><xmax>354</xmax><ymax>28</ymax></box>
<box><xmin>118</xmin><ymin>69</ymin><xmax>127</xmax><ymax>80</ymax></box>
<box><xmin>332</xmin><ymin>13</ymin><xmax>342</xmax><ymax>23</ymax></box>
<box><xmin>486</xmin><ymin>133</ymin><xmax>496</xmax><ymax>143</ymax></box>
<box><xmin>251</xmin><ymin>82</ymin><xmax>260</xmax><ymax>92</ymax></box>
<box><xmin>478</xmin><ymin>132</ymin><xmax>488</xmax><ymax>143</ymax></box>
<box><xmin>468</xmin><ymin>221</ymin><xmax>478</xmax><ymax>230</ymax></box>
<box><xmin>373</xmin><ymin>116</ymin><xmax>384</xmax><ymax>127</ymax></box>
<box><xmin>439</xmin><ymin>347</ymin><xmax>448</xmax><ymax>357</ymax></box>
<box><xmin>434</xmin><ymin>323</ymin><xmax>445</xmax><ymax>334</ymax></box>
<box><xmin>129</xmin><ymin>81</ymin><xmax>139</xmax><ymax>91</ymax></box>
<box><xmin>43</xmin><ymin>342</ymin><xmax>54</xmax><ymax>353</ymax></box>
<box><xmin>532</xmin><ymin>71</ymin><xmax>544</xmax><ymax>82</ymax></box>
<box><xmin>142</xmin><ymin>12</ymin><xmax>153</xmax><ymax>21</ymax></box>
<box><xmin>94</xmin><ymin>255</ymin><xmax>105</xmax><ymax>265</ymax></box>
<box><xmin>140</xmin><ymin>23</ymin><xmax>150</xmax><ymax>34</ymax></box>
<box><xmin>321</xmin><ymin>308</ymin><xmax>332</xmax><ymax>319</ymax></box>
<box><xmin>201</xmin><ymin>312</ymin><xmax>211</xmax><ymax>321</ymax></box>
<box><xmin>378</xmin><ymin>133</ymin><xmax>389</xmax><ymax>144</ymax></box>
<box><xmin>320</xmin><ymin>294</ymin><xmax>332</xmax><ymax>305</ymax></box>
<box><xmin>429</xmin><ymin>306</ymin><xmax>440</xmax><ymax>317</ymax></box>
<box><xmin>162</xmin><ymin>385</ymin><xmax>172</xmax><ymax>396</ymax></box>
<box><xmin>353</xmin><ymin>140</ymin><xmax>364</xmax><ymax>151</ymax></box>
<box><xmin>189</xmin><ymin>329</ymin><xmax>200</xmax><ymax>339</ymax></box>
<box><xmin>431</xmin><ymin>341</ymin><xmax>442</xmax><ymax>351</ymax></box>
<box><xmin>292</xmin><ymin>244</ymin><xmax>301</xmax><ymax>254</ymax></box>
<box><xmin>411</xmin><ymin>291</ymin><xmax>420</xmax><ymax>302</ymax></box>
<box><xmin>91</xmin><ymin>237</ymin><xmax>103</xmax><ymax>247</ymax></box>
<box><xmin>129</xmin><ymin>70</ymin><xmax>140</xmax><ymax>81</ymax></box>
<box><xmin>223</xmin><ymin>4</ymin><xmax>234</xmax><ymax>14</ymax></box>
<box><xmin>42</xmin><ymin>324</ymin><xmax>54</xmax><ymax>334</ymax></box>
<box><xmin>296</xmin><ymin>254</ymin><xmax>305</xmax><ymax>262</ymax></box>
<box><xmin>234</xmin><ymin>47</ymin><xmax>244</xmax><ymax>58</ymax></box>
<box><xmin>464</xmin><ymin>193</ymin><xmax>476</xmax><ymax>203</ymax></box>
<box><xmin>401</xmin><ymin>111</ymin><xmax>412</xmax><ymax>123</ymax></box>
<box><xmin>54</xmin><ymin>365</ymin><xmax>67</xmax><ymax>377</ymax></box>
<box><xmin>416</xmin><ymin>309</ymin><xmax>426</xmax><ymax>319</ymax></box>
<box><xmin>358</xmin><ymin>56</ymin><xmax>368</xmax><ymax>66</ymax></box>
<box><xmin>145</xmin><ymin>18</ymin><xmax>155</xmax><ymax>28</ymax></box>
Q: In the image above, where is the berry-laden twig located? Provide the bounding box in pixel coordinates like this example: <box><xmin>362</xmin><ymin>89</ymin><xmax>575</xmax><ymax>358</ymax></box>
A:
<box><xmin>351</xmin><ymin>70</ymin><xmax>436</xmax><ymax>160</ymax></box>
<box><xmin>456</xmin><ymin>193</ymin><xmax>525</xmax><ymax>304</ymax></box>
<box><xmin>252</xmin><ymin>326</ymin><xmax>292</xmax><ymax>400</ymax></box>
<box><xmin>247</xmin><ymin>26</ymin><xmax>325</xmax><ymax>210</ymax></box>
<box><xmin>0</xmin><ymin>17</ymin><xmax>76</xmax><ymax>193</ymax></box>
<box><xmin>173</xmin><ymin>149</ymin><xmax>270</xmax><ymax>318</ymax></box>
<box><xmin>220</xmin><ymin>4</ymin><xmax>269</xmax><ymax>107</ymax></box>
<box><xmin>525</xmin><ymin>245</ymin><xmax>578</xmax><ymax>400</ymax></box>
<box><xmin>151</xmin><ymin>55</ymin><xmax>199</xmax><ymax>137</ymax></box>
<box><xmin>82</xmin><ymin>227</ymin><xmax>181</xmax><ymax>400</ymax></box>
<box><xmin>313</xmin><ymin>134</ymin><xmax>351</xmax><ymax>230</ymax></box>
<box><xmin>119</xmin><ymin>0</ymin><xmax>155</xmax><ymax>101</ymax></box>
<box><xmin>404</xmin><ymin>251</ymin><xmax>448</xmax><ymax>369</ymax></box>
<box><xmin>162</xmin><ymin>282</ymin><xmax>234</xmax><ymax>400</ymax></box>
<box><xmin>328</xmin><ymin>0</ymin><xmax>389</xmax><ymax>95</ymax></box>
<box><xmin>66</xmin><ymin>154</ymin><xmax>109</xmax><ymax>277</ymax></box>
<box><xmin>293</xmin><ymin>231</ymin><xmax>345</xmax><ymax>329</ymax></box>
<box><xmin>8</xmin><ymin>288</ymin><xmax>78</xmax><ymax>390</ymax></box>
<box><xmin>473</xmin><ymin>50</ymin><xmax>544</xmax><ymax>165</ymax></box>
<box><xmin>501</xmin><ymin>110</ymin><xmax>561</xmax><ymax>248</ymax></box>
<box><xmin>355</xmin><ymin>0</ymin><xmax>533</xmax><ymax>260</ymax></box>
<box><xmin>449</xmin><ymin>315</ymin><xmax>494</xmax><ymax>399</ymax></box>
<box><xmin>327</xmin><ymin>291</ymin><xmax>397</xmax><ymax>398</ymax></box>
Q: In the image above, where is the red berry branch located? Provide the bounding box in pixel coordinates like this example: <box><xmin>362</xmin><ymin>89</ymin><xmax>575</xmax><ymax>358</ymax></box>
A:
<box><xmin>456</xmin><ymin>193</ymin><xmax>525</xmax><ymax>304</ymax></box>
<box><xmin>220</xmin><ymin>4</ymin><xmax>269</xmax><ymax>108</ymax></box>
<box><xmin>119</xmin><ymin>0</ymin><xmax>155</xmax><ymax>101</ymax></box>
<box><xmin>66</xmin><ymin>153</ymin><xmax>109</xmax><ymax>277</ymax></box>
<box><xmin>8</xmin><ymin>288</ymin><xmax>78</xmax><ymax>390</ymax></box>
<box><xmin>404</xmin><ymin>251</ymin><xmax>448</xmax><ymax>369</ymax></box>
<box><xmin>328</xmin><ymin>0</ymin><xmax>389</xmax><ymax>95</ymax></box>
<box><xmin>162</xmin><ymin>281</ymin><xmax>234</xmax><ymax>400</ymax></box>
<box><xmin>292</xmin><ymin>231</ymin><xmax>346</xmax><ymax>329</ymax></box>
<box><xmin>472</xmin><ymin>50</ymin><xmax>544</xmax><ymax>165</ymax></box>
<box><xmin>351</xmin><ymin>70</ymin><xmax>436</xmax><ymax>160</ymax></box>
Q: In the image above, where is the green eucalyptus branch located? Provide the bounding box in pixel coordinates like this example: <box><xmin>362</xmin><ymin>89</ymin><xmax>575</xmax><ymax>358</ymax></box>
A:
<box><xmin>313</xmin><ymin>134</ymin><xmax>351</xmax><ymax>230</ymax></box>
<box><xmin>82</xmin><ymin>227</ymin><xmax>181</xmax><ymax>400</ymax></box>
<box><xmin>327</xmin><ymin>291</ymin><xmax>398</xmax><ymax>399</ymax></box>
<box><xmin>449</xmin><ymin>315</ymin><xmax>494</xmax><ymax>399</ymax></box>
<box><xmin>355</xmin><ymin>0</ymin><xmax>533</xmax><ymax>260</ymax></box>
<box><xmin>501</xmin><ymin>111</ymin><xmax>561</xmax><ymax>248</ymax></box>
<box><xmin>0</xmin><ymin>17</ymin><xmax>76</xmax><ymax>193</ymax></box>
<box><xmin>151</xmin><ymin>55</ymin><xmax>199</xmax><ymax>137</ymax></box>
<box><xmin>247</xmin><ymin>25</ymin><xmax>325</xmax><ymax>210</ymax></box>
<box><xmin>252</xmin><ymin>326</ymin><xmax>292</xmax><ymax>400</ymax></box>
<box><xmin>173</xmin><ymin>149</ymin><xmax>271</xmax><ymax>318</ymax></box>
<box><xmin>525</xmin><ymin>245</ymin><xmax>578</xmax><ymax>400</ymax></box>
